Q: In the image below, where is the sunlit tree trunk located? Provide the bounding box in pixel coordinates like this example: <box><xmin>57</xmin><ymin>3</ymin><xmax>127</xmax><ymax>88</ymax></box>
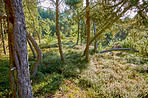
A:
<box><xmin>4</xmin><ymin>0</ymin><xmax>33</xmax><ymax>97</ymax></box>
<box><xmin>76</xmin><ymin>20</ymin><xmax>80</xmax><ymax>45</ymax></box>
<box><xmin>85</xmin><ymin>0</ymin><xmax>90</xmax><ymax>60</ymax></box>
<box><xmin>27</xmin><ymin>38</ymin><xmax>37</xmax><ymax>60</ymax></box>
<box><xmin>81</xmin><ymin>20</ymin><xmax>83</xmax><ymax>45</ymax></box>
<box><xmin>93</xmin><ymin>20</ymin><xmax>97</xmax><ymax>53</ymax></box>
<box><xmin>56</xmin><ymin>0</ymin><xmax>65</xmax><ymax>62</ymax></box>
<box><xmin>0</xmin><ymin>19</ymin><xmax>6</xmax><ymax>54</ymax></box>
<box><xmin>0</xmin><ymin>0</ymin><xmax>6</xmax><ymax>55</ymax></box>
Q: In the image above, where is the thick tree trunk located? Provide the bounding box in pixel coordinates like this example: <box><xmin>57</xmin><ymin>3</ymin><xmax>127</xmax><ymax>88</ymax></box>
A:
<box><xmin>26</xmin><ymin>31</ymin><xmax>42</xmax><ymax>77</ymax></box>
<box><xmin>0</xmin><ymin>19</ymin><xmax>6</xmax><ymax>54</ymax></box>
<box><xmin>93</xmin><ymin>20</ymin><xmax>97</xmax><ymax>53</ymax></box>
<box><xmin>76</xmin><ymin>20</ymin><xmax>80</xmax><ymax>45</ymax></box>
<box><xmin>4</xmin><ymin>0</ymin><xmax>33</xmax><ymax>97</ymax></box>
<box><xmin>85</xmin><ymin>0</ymin><xmax>90</xmax><ymax>60</ymax></box>
<box><xmin>56</xmin><ymin>0</ymin><xmax>65</xmax><ymax>62</ymax></box>
<box><xmin>27</xmin><ymin>38</ymin><xmax>37</xmax><ymax>60</ymax></box>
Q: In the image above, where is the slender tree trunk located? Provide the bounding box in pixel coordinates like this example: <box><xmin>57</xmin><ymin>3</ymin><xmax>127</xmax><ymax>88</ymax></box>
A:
<box><xmin>81</xmin><ymin>20</ymin><xmax>83</xmax><ymax>45</ymax></box>
<box><xmin>27</xmin><ymin>38</ymin><xmax>37</xmax><ymax>60</ymax></box>
<box><xmin>26</xmin><ymin>31</ymin><xmax>42</xmax><ymax>77</ymax></box>
<box><xmin>76</xmin><ymin>20</ymin><xmax>80</xmax><ymax>45</ymax></box>
<box><xmin>0</xmin><ymin>0</ymin><xmax>6</xmax><ymax>55</ymax></box>
<box><xmin>93</xmin><ymin>20</ymin><xmax>97</xmax><ymax>53</ymax></box>
<box><xmin>0</xmin><ymin>19</ymin><xmax>6</xmax><ymax>54</ymax></box>
<box><xmin>27</xmin><ymin>7</ymin><xmax>41</xmax><ymax>44</ymax></box>
<box><xmin>56</xmin><ymin>0</ymin><xmax>65</xmax><ymax>62</ymax></box>
<box><xmin>4</xmin><ymin>0</ymin><xmax>33</xmax><ymax>97</ymax></box>
<box><xmin>85</xmin><ymin>0</ymin><xmax>90</xmax><ymax>60</ymax></box>
<box><xmin>84</xmin><ymin>21</ymin><xmax>87</xmax><ymax>43</ymax></box>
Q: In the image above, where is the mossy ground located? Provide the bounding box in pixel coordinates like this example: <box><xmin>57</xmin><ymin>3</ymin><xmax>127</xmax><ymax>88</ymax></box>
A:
<box><xmin>0</xmin><ymin>38</ymin><xmax>147</xmax><ymax>97</ymax></box>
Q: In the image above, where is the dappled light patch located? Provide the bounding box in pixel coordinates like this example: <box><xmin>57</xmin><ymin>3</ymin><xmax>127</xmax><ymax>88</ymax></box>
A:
<box><xmin>78</xmin><ymin>53</ymin><xmax>148</xmax><ymax>97</ymax></box>
<box><xmin>0</xmin><ymin>39</ymin><xmax>147</xmax><ymax>97</ymax></box>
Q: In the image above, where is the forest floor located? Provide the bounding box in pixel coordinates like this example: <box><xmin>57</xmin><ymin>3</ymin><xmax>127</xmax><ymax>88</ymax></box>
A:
<box><xmin>0</xmin><ymin>38</ymin><xmax>148</xmax><ymax>98</ymax></box>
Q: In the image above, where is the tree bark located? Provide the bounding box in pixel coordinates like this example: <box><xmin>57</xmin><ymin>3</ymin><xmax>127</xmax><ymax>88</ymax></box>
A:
<box><xmin>27</xmin><ymin>38</ymin><xmax>37</xmax><ymax>60</ymax></box>
<box><xmin>26</xmin><ymin>31</ymin><xmax>42</xmax><ymax>77</ymax></box>
<box><xmin>76</xmin><ymin>20</ymin><xmax>80</xmax><ymax>45</ymax></box>
<box><xmin>0</xmin><ymin>19</ymin><xmax>6</xmax><ymax>54</ymax></box>
<box><xmin>56</xmin><ymin>0</ymin><xmax>65</xmax><ymax>62</ymax></box>
<box><xmin>4</xmin><ymin>0</ymin><xmax>33</xmax><ymax>97</ymax></box>
<box><xmin>85</xmin><ymin>0</ymin><xmax>90</xmax><ymax>60</ymax></box>
<box><xmin>93</xmin><ymin>20</ymin><xmax>97</xmax><ymax>53</ymax></box>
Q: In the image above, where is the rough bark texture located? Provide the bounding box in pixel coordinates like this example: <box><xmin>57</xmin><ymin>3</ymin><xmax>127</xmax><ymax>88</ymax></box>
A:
<box><xmin>93</xmin><ymin>20</ymin><xmax>97</xmax><ymax>53</ymax></box>
<box><xmin>26</xmin><ymin>31</ymin><xmax>42</xmax><ymax>77</ymax></box>
<box><xmin>76</xmin><ymin>20</ymin><xmax>80</xmax><ymax>45</ymax></box>
<box><xmin>27</xmin><ymin>38</ymin><xmax>37</xmax><ymax>60</ymax></box>
<box><xmin>85</xmin><ymin>0</ymin><xmax>90</xmax><ymax>59</ymax></box>
<box><xmin>0</xmin><ymin>19</ymin><xmax>7</xmax><ymax>54</ymax></box>
<box><xmin>4</xmin><ymin>0</ymin><xmax>33</xmax><ymax>97</ymax></box>
<box><xmin>56</xmin><ymin>0</ymin><xmax>65</xmax><ymax>62</ymax></box>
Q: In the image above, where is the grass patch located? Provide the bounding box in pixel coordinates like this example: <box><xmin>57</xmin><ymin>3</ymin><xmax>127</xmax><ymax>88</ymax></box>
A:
<box><xmin>0</xmin><ymin>39</ymin><xmax>147</xmax><ymax>97</ymax></box>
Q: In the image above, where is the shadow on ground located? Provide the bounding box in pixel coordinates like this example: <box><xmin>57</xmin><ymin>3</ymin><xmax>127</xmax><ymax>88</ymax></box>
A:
<box><xmin>30</xmin><ymin>42</ymin><xmax>89</xmax><ymax>97</ymax></box>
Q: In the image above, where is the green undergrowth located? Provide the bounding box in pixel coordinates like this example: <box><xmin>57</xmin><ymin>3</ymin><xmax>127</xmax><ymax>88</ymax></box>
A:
<box><xmin>0</xmin><ymin>39</ymin><xmax>148</xmax><ymax>97</ymax></box>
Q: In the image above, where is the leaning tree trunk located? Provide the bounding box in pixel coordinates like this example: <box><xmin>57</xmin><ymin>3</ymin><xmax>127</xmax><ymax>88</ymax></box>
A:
<box><xmin>88</xmin><ymin>2</ymin><xmax>131</xmax><ymax>46</ymax></box>
<box><xmin>27</xmin><ymin>38</ymin><xmax>37</xmax><ymax>60</ymax></box>
<box><xmin>56</xmin><ymin>0</ymin><xmax>65</xmax><ymax>62</ymax></box>
<box><xmin>4</xmin><ymin>0</ymin><xmax>33</xmax><ymax>97</ymax></box>
<box><xmin>0</xmin><ymin>19</ymin><xmax>6</xmax><ymax>54</ymax></box>
<box><xmin>76</xmin><ymin>20</ymin><xmax>80</xmax><ymax>45</ymax></box>
<box><xmin>85</xmin><ymin>0</ymin><xmax>90</xmax><ymax>60</ymax></box>
<box><xmin>26</xmin><ymin>31</ymin><xmax>42</xmax><ymax>77</ymax></box>
<box><xmin>93</xmin><ymin>20</ymin><xmax>97</xmax><ymax>53</ymax></box>
<box><xmin>84</xmin><ymin>1</ymin><xmax>133</xmax><ymax>53</ymax></box>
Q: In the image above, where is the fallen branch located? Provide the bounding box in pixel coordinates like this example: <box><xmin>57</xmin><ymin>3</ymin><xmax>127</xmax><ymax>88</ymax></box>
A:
<box><xmin>98</xmin><ymin>48</ymin><xmax>139</xmax><ymax>54</ymax></box>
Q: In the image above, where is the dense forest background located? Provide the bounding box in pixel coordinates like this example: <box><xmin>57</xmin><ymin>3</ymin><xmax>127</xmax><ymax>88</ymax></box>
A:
<box><xmin>0</xmin><ymin>0</ymin><xmax>147</xmax><ymax>97</ymax></box>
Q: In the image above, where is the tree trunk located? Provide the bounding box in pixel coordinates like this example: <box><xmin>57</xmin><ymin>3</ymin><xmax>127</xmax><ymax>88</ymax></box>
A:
<box><xmin>76</xmin><ymin>20</ymin><xmax>80</xmax><ymax>45</ymax></box>
<box><xmin>85</xmin><ymin>0</ymin><xmax>90</xmax><ymax>60</ymax></box>
<box><xmin>0</xmin><ymin>19</ymin><xmax>6</xmax><ymax>54</ymax></box>
<box><xmin>4</xmin><ymin>0</ymin><xmax>33</xmax><ymax>97</ymax></box>
<box><xmin>27</xmin><ymin>38</ymin><xmax>37</xmax><ymax>60</ymax></box>
<box><xmin>26</xmin><ymin>31</ymin><xmax>42</xmax><ymax>77</ymax></box>
<box><xmin>81</xmin><ymin>20</ymin><xmax>83</xmax><ymax>45</ymax></box>
<box><xmin>93</xmin><ymin>20</ymin><xmax>97</xmax><ymax>53</ymax></box>
<box><xmin>56</xmin><ymin>0</ymin><xmax>65</xmax><ymax>62</ymax></box>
